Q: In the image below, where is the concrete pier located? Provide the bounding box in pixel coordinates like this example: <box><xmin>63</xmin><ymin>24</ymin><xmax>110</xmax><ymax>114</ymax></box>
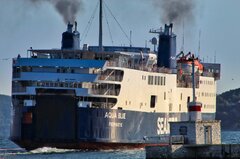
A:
<box><xmin>145</xmin><ymin>120</ymin><xmax>237</xmax><ymax>159</ymax></box>
<box><xmin>146</xmin><ymin>144</ymin><xmax>240</xmax><ymax>159</ymax></box>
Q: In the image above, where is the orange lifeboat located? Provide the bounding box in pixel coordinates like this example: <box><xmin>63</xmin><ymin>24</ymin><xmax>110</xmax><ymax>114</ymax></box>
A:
<box><xmin>177</xmin><ymin>52</ymin><xmax>203</xmax><ymax>74</ymax></box>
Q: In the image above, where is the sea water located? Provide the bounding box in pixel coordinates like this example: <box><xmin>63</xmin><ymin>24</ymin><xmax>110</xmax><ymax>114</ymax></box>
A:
<box><xmin>0</xmin><ymin>131</ymin><xmax>239</xmax><ymax>159</ymax></box>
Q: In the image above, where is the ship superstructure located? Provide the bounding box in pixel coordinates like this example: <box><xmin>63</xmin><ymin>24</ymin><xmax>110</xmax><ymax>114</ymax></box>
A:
<box><xmin>10</xmin><ymin>1</ymin><xmax>220</xmax><ymax>150</ymax></box>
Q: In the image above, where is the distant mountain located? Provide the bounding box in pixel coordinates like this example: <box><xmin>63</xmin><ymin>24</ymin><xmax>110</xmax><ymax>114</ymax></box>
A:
<box><xmin>216</xmin><ymin>88</ymin><xmax>240</xmax><ymax>130</ymax></box>
<box><xmin>0</xmin><ymin>95</ymin><xmax>11</xmax><ymax>138</ymax></box>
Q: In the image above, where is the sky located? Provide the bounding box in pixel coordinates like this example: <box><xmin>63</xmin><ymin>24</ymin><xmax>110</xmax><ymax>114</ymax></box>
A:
<box><xmin>0</xmin><ymin>0</ymin><xmax>240</xmax><ymax>95</ymax></box>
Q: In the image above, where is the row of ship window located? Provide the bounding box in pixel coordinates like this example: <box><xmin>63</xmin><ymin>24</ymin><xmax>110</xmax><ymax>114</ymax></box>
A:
<box><xmin>180</xmin><ymin>92</ymin><xmax>216</xmax><ymax>100</ymax></box>
<box><xmin>204</xmin><ymin>104</ymin><xmax>215</xmax><ymax>109</ymax></box>
<box><xmin>201</xmin><ymin>92</ymin><xmax>216</xmax><ymax>97</ymax></box>
<box><xmin>199</xmin><ymin>80</ymin><xmax>214</xmax><ymax>85</ymax></box>
<box><xmin>13</xmin><ymin>66</ymin><xmax>100</xmax><ymax>74</ymax></box>
<box><xmin>172</xmin><ymin>104</ymin><xmax>215</xmax><ymax>112</ymax></box>
<box><xmin>128</xmin><ymin>91</ymin><xmax>215</xmax><ymax>109</ymax></box>
<box><xmin>147</xmin><ymin>76</ymin><xmax>166</xmax><ymax>86</ymax></box>
<box><xmin>12</xmin><ymin>81</ymin><xmax>120</xmax><ymax>89</ymax></box>
<box><xmin>150</xmin><ymin>94</ymin><xmax>215</xmax><ymax>111</ymax></box>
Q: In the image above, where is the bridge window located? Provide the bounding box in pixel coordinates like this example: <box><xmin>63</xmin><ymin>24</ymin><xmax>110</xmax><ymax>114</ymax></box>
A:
<box><xmin>150</xmin><ymin>95</ymin><xmax>157</xmax><ymax>108</ymax></box>
<box><xmin>187</xmin><ymin>96</ymin><xmax>190</xmax><ymax>103</ymax></box>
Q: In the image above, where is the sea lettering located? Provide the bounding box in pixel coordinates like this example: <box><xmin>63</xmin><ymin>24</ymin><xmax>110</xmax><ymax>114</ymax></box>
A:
<box><xmin>118</xmin><ymin>112</ymin><xmax>126</xmax><ymax>119</ymax></box>
<box><xmin>157</xmin><ymin>117</ymin><xmax>163</xmax><ymax>135</ymax></box>
<box><xmin>157</xmin><ymin>117</ymin><xmax>178</xmax><ymax>135</ymax></box>
<box><xmin>104</xmin><ymin>112</ymin><xmax>117</xmax><ymax>119</ymax></box>
<box><xmin>109</xmin><ymin>122</ymin><xmax>123</xmax><ymax>127</ymax></box>
<box><xmin>104</xmin><ymin>112</ymin><xmax>126</xmax><ymax>119</ymax></box>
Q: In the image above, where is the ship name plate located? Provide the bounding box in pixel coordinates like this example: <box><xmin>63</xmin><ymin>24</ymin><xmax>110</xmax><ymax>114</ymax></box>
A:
<box><xmin>109</xmin><ymin>122</ymin><xmax>123</xmax><ymax>127</ymax></box>
<box><xmin>104</xmin><ymin>112</ymin><xmax>126</xmax><ymax>120</ymax></box>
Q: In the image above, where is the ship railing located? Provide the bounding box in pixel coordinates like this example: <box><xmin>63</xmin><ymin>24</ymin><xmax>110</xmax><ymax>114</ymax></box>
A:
<box><xmin>177</xmin><ymin>81</ymin><xmax>200</xmax><ymax>88</ymax></box>
<box><xmin>106</xmin><ymin>60</ymin><xmax>176</xmax><ymax>74</ymax></box>
<box><xmin>203</xmin><ymin>72</ymin><xmax>215</xmax><ymax>78</ymax></box>
<box><xmin>89</xmin><ymin>88</ymin><xmax>120</xmax><ymax>96</ymax></box>
<box><xmin>91</xmin><ymin>102</ymin><xmax>116</xmax><ymax>109</ymax></box>
<box><xmin>170</xmin><ymin>135</ymin><xmax>185</xmax><ymax>144</ymax></box>
<box><xmin>103</xmin><ymin>85</ymin><xmax>115</xmax><ymax>95</ymax></box>
<box><xmin>102</xmin><ymin>69</ymin><xmax>115</xmax><ymax>81</ymax></box>
<box><xmin>98</xmin><ymin>75</ymin><xmax>123</xmax><ymax>82</ymax></box>
<box><xmin>144</xmin><ymin>135</ymin><xmax>185</xmax><ymax>145</ymax></box>
<box><xmin>13</xmin><ymin>73</ymin><xmax>20</xmax><ymax>78</ymax></box>
<box><xmin>12</xmin><ymin>87</ymin><xmax>27</xmax><ymax>93</ymax></box>
<box><xmin>143</xmin><ymin>135</ymin><xmax>170</xmax><ymax>144</ymax></box>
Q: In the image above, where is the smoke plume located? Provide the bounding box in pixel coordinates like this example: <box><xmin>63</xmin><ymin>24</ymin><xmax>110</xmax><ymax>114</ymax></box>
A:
<box><xmin>29</xmin><ymin>0</ymin><xmax>83</xmax><ymax>24</ymax></box>
<box><xmin>153</xmin><ymin>0</ymin><xmax>196</xmax><ymax>26</ymax></box>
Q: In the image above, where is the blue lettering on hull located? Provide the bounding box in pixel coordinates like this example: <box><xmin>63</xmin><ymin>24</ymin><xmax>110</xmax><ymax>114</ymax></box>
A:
<box><xmin>77</xmin><ymin>108</ymin><xmax>215</xmax><ymax>143</ymax></box>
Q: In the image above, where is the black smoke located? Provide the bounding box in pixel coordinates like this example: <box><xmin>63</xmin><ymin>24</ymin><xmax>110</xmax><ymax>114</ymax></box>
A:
<box><xmin>29</xmin><ymin>0</ymin><xmax>83</xmax><ymax>24</ymax></box>
<box><xmin>152</xmin><ymin>0</ymin><xmax>196</xmax><ymax>26</ymax></box>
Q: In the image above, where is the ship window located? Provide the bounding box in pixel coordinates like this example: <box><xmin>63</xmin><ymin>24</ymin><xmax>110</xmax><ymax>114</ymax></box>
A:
<box><xmin>180</xmin><ymin>93</ymin><xmax>183</xmax><ymax>100</ymax></box>
<box><xmin>163</xmin><ymin>77</ymin><xmax>166</xmax><ymax>85</ymax></box>
<box><xmin>15</xmin><ymin>67</ymin><xmax>21</xmax><ymax>73</ymax></box>
<box><xmin>65</xmin><ymin>83</ymin><xmax>68</xmax><ymax>87</ymax></box>
<box><xmin>169</xmin><ymin>103</ymin><xmax>172</xmax><ymax>111</ymax></box>
<box><xmin>179</xmin><ymin>104</ymin><xmax>182</xmax><ymax>111</ymax></box>
<box><xmin>37</xmin><ymin>82</ymin><xmax>43</xmax><ymax>86</ymax></box>
<box><xmin>150</xmin><ymin>95</ymin><xmax>157</xmax><ymax>108</ymax></box>
<box><xmin>164</xmin><ymin>92</ymin><xmax>166</xmax><ymax>100</ymax></box>
<box><xmin>151</xmin><ymin>76</ymin><xmax>154</xmax><ymax>85</ymax></box>
<box><xmin>157</xmin><ymin>76</ymin><xmax>160</xmax><ymax>85</ymax></box>
<box><xmin>74</xmin><ymin>83</ymin><xmax>78</xmax><ymax>88</ymax></box>
<box><xmin>148</xmin><ymin>76</ymin><xmax>154</xmax><ymax>85</ymax></box>
<box><xmin>155</xmin><ymin>76</ymin><xmax>158</xmax><ymax>85</ymax></box>
<box><xmin>160</xmin><ymin>77</ymin><xmax>163</xmax><ymax>85</ymax></box>
<box><xmin>78</xmin><ymin>83</ymin><xmax>82</xmax><ymax>88</ymax></box>
<box><xmin>187</xmin><ymin>96</ymin><xmax>190</xmax><ymax>103</ymax></box>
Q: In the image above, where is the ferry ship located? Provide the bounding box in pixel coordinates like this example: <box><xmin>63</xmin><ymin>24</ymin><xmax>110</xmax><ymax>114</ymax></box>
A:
<box><xmin>10</xmin><ymin>0</ymin><xmax>220</xmax><ymax>150</ymax></box>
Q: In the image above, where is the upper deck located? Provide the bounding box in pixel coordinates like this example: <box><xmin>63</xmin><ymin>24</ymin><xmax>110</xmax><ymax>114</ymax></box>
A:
<box><xmin>27</xmin><ymin>46</ymin><xmax>159</xmax><ymax>72</ymax></box>
<box><xmin>25</xmin><ymin>47</ymin><xmax>220</xmax><ymax>80</ymax></box>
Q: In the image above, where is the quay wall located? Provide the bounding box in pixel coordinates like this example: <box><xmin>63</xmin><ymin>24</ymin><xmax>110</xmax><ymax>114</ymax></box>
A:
<box><xmin>146</xmin><ymin>144</ymin><xmax>240</xmax><ymax>159</ymax></box>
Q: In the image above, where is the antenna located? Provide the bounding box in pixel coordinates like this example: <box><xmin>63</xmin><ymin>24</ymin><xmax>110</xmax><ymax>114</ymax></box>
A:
<box><xmin>198</xmin><ymin>30</ymin><xmax>201</xmax><ymax>57</ymax></box>
<box><xmin>130</xmin><ymin>30</ymin><xmax>132</xmax><ymax>47</ymax></box>
<box><xmin>192</xmin><ymin>59</ymin><xmax>196</xmax><ymax>103</ymax></box>
<box><xmin>99</xmin><ymin>0</ymin><xmax>103</xmax><ymax>51</ymax></box>
<box><xmin>214</xmin><ymin>50</ymin><xmax>217</xmax><ymax>63</ymax></box>
<box><xmin>181</xmin><ymin>20</ymin><xmax>185</xmax><ymax>52</ymax></box>
<box><xmin>75</xmin><ymin>21</ymin><xmax>77</xmax><ymax>31</ymax></box>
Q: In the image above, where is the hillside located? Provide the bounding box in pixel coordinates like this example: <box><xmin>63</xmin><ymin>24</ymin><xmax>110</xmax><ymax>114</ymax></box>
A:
<box><xmin>0</xmin><ymin>95</ymin><xmax>11</xmax><ymax>138</ymax></box>
<box><xmin>216</xmin><ymin>88</ymin><xmax>240</xmax><ymax>130</ymax></box>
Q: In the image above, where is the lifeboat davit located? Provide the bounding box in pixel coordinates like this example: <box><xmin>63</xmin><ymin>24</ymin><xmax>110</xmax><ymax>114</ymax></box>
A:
<box><xmin>177</xmin><ymin>52</ymin><xmax>203</xmax><ymax>74</ymax></box>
